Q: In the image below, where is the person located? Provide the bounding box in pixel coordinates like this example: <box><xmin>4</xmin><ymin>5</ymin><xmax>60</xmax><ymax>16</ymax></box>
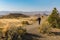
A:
<box><xmin>37</xmin><ymin>17</ymin><xmax>41</xmax><ymax>25</ymax></box>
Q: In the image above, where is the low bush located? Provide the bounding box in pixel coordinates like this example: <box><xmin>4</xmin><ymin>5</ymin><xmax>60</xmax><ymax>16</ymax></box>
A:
<box><xmin>4</xmin><ymin>24</ymin><xmax>27</xmax><ymax>40</ymax></box>
<box><xmin>39</xmin><ymin>21</ymin><xmax>51</xmax><ymax>34</ymax></box>
<box><xmin>22</xmin><ymin>21</ymin><xmax>30</xmax><ymax>25</ymax></box>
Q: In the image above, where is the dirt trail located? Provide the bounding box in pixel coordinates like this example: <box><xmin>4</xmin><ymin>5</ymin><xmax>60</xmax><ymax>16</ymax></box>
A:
<box><xmin>24</xmin><ymin>16</ymin><xmax>47</xmax><ymax>34</ymax></box>
<box><xmin>23</xmin><ymin>17</ymin><xmax>60</xmax><ymax>40</ymax></box>
<box><xmin>22</xmin><ymin>21</ymin><xmax>41</xmax><ymax>40</ymax></box>
<box><xmin>24</xmin><ymin>21</ymin><xmax>40</xmax><ymax>34</ymax></box>
<box><xmin>22</xmin><ymin>16</ymin><xmax>48</xmax><ymax>38</ymax></box>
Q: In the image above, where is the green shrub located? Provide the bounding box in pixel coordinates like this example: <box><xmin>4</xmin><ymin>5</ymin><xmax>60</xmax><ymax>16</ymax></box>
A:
<box><xmin>48</xmin><ymin>8</ymin><xmax>60</xmax><ymax>28</ymax></box>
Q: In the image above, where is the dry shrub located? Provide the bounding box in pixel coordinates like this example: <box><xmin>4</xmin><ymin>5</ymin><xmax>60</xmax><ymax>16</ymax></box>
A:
<box><xmin>4</xmin><ymin>24</ymin><xmax>27</xmax><ymax>40</ymax></box>
<box><xmin>39</xmin><ymin>20</ymin><xmax>52</xmax><ymax>34</ymax></box>
<box><xmin>22</xmin><ymin>21</ymin><xmax>30</xmax><ymax>25</ymax></box>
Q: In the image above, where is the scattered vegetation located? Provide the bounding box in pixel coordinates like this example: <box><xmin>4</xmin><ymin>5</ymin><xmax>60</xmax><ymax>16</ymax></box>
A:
<box><xmin>0</xmin><ymin>17</ymin><xmax>37</xmax><ymax>40</ymax></box>
<box><xmin>1</xmin><ymin>8</ymin><xmax>60</xmax><ymax>40</ymax></box>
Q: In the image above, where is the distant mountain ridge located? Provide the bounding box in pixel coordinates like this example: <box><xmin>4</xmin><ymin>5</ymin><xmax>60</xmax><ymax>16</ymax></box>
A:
<box><xmin>0</xmin><ymin>11</ymin><xmax>50</xmax><ymax>16</ymax></box>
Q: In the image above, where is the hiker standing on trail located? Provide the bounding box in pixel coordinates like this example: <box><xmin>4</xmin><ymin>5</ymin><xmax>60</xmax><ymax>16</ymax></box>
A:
<box><xmin>37</xmin><ymin>17</ymin><xmax>41</xmax><ymax>25</ymax></box>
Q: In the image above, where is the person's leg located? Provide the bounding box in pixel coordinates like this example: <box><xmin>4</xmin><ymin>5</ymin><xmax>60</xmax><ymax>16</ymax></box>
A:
<box><xmin>39</xmin><ymin>21</ymin><xmax>40</xmax><ymax>25</ymax></box>
<box><xmin>39</xmin><ymin>19</ymin><xmax>41</xmax><ymax>25</ymax></box>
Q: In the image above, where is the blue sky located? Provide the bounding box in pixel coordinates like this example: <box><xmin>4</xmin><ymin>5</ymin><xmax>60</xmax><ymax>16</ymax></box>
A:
<box><xmin>0</xmin><ymin>0</ymin><xmax>60</xmax><ymax>11</ymax></box>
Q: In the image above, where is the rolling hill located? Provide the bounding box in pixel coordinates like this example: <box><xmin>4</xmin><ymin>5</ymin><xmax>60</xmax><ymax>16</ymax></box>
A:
<box><xmin>0</xmin><ymin>13</ymin><xmax>29</xmax><ymax>19</ymax></box>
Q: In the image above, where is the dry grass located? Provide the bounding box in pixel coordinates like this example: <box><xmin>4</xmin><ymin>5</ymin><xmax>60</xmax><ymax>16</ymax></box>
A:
<box><xmin>0</xmin><ymin>17</ymin><xmax>37</xmax><ymax>33</ymax></box>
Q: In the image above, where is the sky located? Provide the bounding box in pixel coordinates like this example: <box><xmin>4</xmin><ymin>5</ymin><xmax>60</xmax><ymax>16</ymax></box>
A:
<box><xmin>0</xmin><ymin>0</ymin><xmax>60</xmax><ymax>12</ymax></box>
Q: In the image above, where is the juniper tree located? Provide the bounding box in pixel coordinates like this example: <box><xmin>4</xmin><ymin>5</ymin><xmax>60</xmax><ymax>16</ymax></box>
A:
<box><xmin>48</xmin><ymin>8</ymin><xmax>60</xmax><ymax>28</ymax></box>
